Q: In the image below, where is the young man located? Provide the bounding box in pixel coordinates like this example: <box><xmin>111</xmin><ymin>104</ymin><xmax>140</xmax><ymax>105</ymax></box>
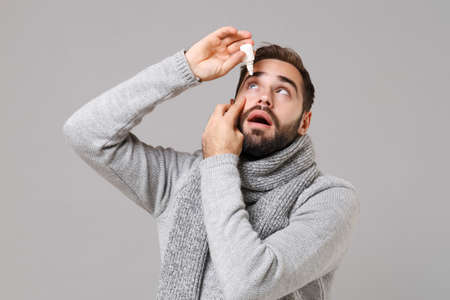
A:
<box><xmin>63</xmin><ymin>26</ymin><xmax>360</xmax><ymax>300</ymax></box>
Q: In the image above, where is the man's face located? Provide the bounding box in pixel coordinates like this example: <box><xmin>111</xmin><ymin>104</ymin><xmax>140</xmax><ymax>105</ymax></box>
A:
<box><xmin>234</xmin><ymin>59</ymin><xmax>311</xmax><ymax>159</ymax></box>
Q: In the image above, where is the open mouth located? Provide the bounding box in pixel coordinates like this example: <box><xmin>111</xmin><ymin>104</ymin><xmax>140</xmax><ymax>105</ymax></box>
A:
<box><xmin>247</xmin><ymin>110</ymin><xmax>273</xmax><ymax>128</ymax></box>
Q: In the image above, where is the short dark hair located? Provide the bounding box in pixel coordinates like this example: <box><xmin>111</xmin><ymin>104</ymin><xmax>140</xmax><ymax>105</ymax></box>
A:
<box><xmin>234</xmin><ymin>43</ymin><xmax>315</xmax><ymax>116</ymax></box>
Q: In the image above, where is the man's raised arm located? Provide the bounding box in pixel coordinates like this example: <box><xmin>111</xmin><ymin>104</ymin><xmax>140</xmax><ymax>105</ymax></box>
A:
<box><xmin>62</xmin><ymin>49</ymin><xmax>202</xmax><ymax>217</ymax></box>
<box><xmin>62</xmin><ymin>26</ymin><xmax>253</xmax><ymax>218</ymax></box>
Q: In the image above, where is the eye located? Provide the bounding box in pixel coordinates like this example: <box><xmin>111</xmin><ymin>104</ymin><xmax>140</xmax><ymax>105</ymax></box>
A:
<box><xmin>248</xmin><ymin>82</ymin><xmax>258</xmax><ymax>89</ymax></box>
<box><xmin>276</xmin><ymin>87</ymin><xmax>289</xmax><ymax>95</ymax></box>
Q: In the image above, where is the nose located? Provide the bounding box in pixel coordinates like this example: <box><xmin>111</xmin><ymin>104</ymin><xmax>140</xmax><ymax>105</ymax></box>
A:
<box><xmin>257</xmin><ymin>94</ymin><xmax>273</xmax><ymax>109</ymax></box>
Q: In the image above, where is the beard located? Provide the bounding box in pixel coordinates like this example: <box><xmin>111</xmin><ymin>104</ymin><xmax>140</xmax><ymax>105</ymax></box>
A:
<box><xmin>237</xmin><ymin>105</ymin><xmax>303</xmax><ymax>160</ymax></box>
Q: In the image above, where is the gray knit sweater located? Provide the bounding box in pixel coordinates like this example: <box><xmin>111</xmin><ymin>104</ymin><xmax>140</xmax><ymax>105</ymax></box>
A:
<box><xmin>62</xmin><ymin>49</ymin><xmax>360</xmax><ymax>300</ymax></box>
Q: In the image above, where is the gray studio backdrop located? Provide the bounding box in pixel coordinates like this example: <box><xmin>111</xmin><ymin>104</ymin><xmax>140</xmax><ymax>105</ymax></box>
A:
<box><xmin>2</xmin><ymin>0</ymin><xmax>449</xmax><ymax>299</ymax></box>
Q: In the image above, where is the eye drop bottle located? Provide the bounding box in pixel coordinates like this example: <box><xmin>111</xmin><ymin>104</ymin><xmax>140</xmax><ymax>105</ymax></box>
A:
<box><xmin>240</xmin><ymin>44</ymin><xmax>254</xmax><ymax>75</ymax></box>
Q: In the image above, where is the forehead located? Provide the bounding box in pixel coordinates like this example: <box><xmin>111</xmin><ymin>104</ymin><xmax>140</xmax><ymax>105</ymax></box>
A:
<box><xmin>250</xmin><ymin>59</ymin><xmax>304</xmax><ymax>90</ymax></box>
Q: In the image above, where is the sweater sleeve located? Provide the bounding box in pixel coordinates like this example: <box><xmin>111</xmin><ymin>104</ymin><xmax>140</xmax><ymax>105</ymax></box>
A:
<box><xmin>199</xmin><ymin>154</ymin><xmax>360</xmax><ymax>300</ymax></box>
<box><xmin>62</xmin><ymin>49</ymin><xmax>201</xmax><ymax>218</ymax></box>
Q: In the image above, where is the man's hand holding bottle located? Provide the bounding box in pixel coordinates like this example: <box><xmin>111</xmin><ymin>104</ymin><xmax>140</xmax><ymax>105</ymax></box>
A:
<box><xmin>185</xmin><ymin>26</ymin><xmax>254</xmax><ymax>82</ymax></box>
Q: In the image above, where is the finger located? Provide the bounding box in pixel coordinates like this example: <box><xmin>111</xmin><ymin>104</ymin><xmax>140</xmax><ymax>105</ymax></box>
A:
<box><xmin>214</xmin><ymin>26</ymin><xmax>238</xmax><ymax>39</ymax></box>
<box><xmin>223</xmin><ymin>31</ymin><xmax>252</xmax><ymax>47</ymax></box>
<box><xmin>237</xmin><ymin>30</ymin><xmax>252</xmax><ymax>38</ymax></box>
<box><xmin>214</xmin><ymin>103</ymin><xmax>232</xmax><ymax>116</ymax></box>
<box><xmin>225</xmin><ymin>96</ymin><xmax>246</xmax><ymax>123</ymax></box>
<box><xmin>221</xmin><ymin>51</ymin><xmax>246</xmax><ymax>75</ymax></box>
<box><xmin>204</xmin><ymin>26</ymin><xmax>238</xmax><ymax>48</ymax></box>
<box><xmin>227</xmin><ymin>38</ymin><xmax>255</xmax><ymax>54</ymax></box>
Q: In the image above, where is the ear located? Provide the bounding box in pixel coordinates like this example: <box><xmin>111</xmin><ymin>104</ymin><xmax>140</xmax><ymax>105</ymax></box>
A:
<box><xmin>297</xmin><ymin>111</ymin><xmax>312</xmax><ymax>135</ymax></box>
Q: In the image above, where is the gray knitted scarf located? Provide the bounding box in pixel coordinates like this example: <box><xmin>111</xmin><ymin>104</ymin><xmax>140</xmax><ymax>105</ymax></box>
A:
<box><xmin>156</xmin><ymin>133</ymin><xmax>321</xmax><ymax>300</ymax></box>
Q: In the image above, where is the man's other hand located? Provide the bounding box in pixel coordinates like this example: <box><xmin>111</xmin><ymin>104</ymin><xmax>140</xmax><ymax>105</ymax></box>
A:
<box><xmin>202</xmin><ymin>97</ymin><xmax>247</xmax><ymax>158</ymax></box>
<box><xmin>185</xmin><ymin>26</ymin><xmax>254</xmax><ymax>82</ymax></box>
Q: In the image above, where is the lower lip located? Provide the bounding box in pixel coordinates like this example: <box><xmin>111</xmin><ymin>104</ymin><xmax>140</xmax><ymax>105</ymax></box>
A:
<box><xmin>248</xmin><ymin>121</ymin><xmax>272</xmax><ymax>128</ymax></box>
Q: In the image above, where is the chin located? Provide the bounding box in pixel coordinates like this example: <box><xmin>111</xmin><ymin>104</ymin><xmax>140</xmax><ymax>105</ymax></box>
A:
<box><xmin>245</xmin><ymin>126</ymin><xmax>273</xmax><ymax>139</ymax></box>
<box><xmin>245</xmin><ymin>121</ymin><xmax>272</xmax><ymax>131</ymax></box>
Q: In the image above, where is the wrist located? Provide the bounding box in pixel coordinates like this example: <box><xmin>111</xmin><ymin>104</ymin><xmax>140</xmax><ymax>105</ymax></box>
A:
<box><xmin>184</xmin><ymin>49</ymin><xmax>201</xmax><ymax>82</ymax></box>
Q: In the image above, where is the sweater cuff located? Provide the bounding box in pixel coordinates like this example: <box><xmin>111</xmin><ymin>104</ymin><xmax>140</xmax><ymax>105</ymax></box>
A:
<box><xmin>174</xmin><ymin>49</ymin><xmax>201</xmax><ymax>88</ymax></box>
<box><xmin>199</xmin><ymin>153</ymin><xmax>239</xmax><ymax>170</ymax></box>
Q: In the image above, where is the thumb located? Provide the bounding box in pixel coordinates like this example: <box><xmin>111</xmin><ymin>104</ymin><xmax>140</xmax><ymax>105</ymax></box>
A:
<box><xmin>221</xmin><ymin>51</ymin><xmax>246</xmax><ymax>75</ymax></box>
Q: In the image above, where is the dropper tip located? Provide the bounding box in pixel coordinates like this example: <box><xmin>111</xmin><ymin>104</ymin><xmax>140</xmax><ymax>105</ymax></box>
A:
<box><xmin>247</xmin><ymin>63</ymin><xmax>254</xmax><ymax>75</ymax></box>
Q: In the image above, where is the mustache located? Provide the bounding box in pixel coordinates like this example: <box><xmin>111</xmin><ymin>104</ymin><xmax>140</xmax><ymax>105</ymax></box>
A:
<box><xmin>241</xmin><ymin>105</ymin><xmax>279</xmax><ymax>128</ymax></box>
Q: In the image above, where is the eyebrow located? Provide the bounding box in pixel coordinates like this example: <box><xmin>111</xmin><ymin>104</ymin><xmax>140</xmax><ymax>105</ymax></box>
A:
<box><xmin>242</xmin><ymin>71</ymin><xmax>298</xmax><ymax>95</ymax></box>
